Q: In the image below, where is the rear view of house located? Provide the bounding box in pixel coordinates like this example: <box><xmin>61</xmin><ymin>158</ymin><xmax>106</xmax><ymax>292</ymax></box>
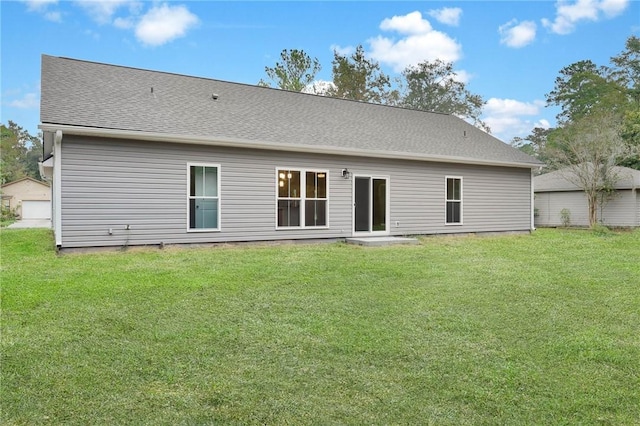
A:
<box><xmin>39</xmin><ymin>55</ymin><xmax>542</xmax><ymax>250</ymax></box>
<box><xmin>534</xmin><ymin>167</ymin><xmax>640</xmax><ymax>228</ymax></box>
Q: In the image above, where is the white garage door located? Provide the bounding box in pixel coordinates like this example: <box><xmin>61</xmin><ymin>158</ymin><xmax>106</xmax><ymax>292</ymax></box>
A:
<box><xmin>22</xmin><ymin>200</ymin><xmax>51</xmax><ymax>219</ymax></box>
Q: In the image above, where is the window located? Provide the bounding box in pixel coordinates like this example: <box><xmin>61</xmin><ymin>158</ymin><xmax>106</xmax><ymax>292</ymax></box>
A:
<box><xmin>188</xmin><ymin>164</ymin><xmax>220</xmax><ymax>230</ymax></box>
<box><xmin>277</xmin><ymin>169</ymin><xmax>328</xmax><ymax>228</ymax></box>
<box><xmin>446</xmin><ymin>177</ymin><xmax>462</xmax><ymax>224</ymax></box>
<box><xmin>278</xmin><ymin>170</ymin><xmax>301</xmax><ymax>227</ymax></box>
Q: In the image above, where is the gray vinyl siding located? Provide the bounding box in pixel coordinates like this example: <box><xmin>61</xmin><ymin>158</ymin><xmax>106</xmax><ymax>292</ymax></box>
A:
<box><xmin>535</xmin><ymin>190</ymin><xmax>639</xmax><ymax>227</ymax></box>
<box><xmin>60</xmin><ymin>136</ymin><xmax>532</xmax><ymax>248</ymax></box>
<box><xmin>599</xmin><ymin>190</ymin><xmax>639</xmax><ymax>227</ymax></box>
<box><xmin>535</xmin><ymin>192</ymin><xmax>589</xmax><ymax>227</ymax></box>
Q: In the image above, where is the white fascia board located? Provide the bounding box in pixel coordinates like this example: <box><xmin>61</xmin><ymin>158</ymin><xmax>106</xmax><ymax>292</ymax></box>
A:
<box><xmin>39</xmin><ymin>124</ymin><xmax>542</xmax><ymax>169</ymax></box>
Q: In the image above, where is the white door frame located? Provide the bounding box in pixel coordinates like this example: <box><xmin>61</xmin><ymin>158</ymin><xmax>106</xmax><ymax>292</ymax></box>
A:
<box><xmin>352</xmin><ymin>174</ymin><xmax>390</xmax><ymax>236</ymax></box>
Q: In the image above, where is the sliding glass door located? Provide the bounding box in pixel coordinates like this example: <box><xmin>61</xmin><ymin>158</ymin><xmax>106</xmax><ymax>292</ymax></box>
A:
<box><xmin>354</xmin><ymin>176</ymin><xmax>388</xmax><ymax>234</ymax></box>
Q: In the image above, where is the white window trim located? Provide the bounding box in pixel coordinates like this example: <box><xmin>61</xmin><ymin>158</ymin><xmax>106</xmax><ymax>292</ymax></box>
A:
<box><xmin>187</xmin><ymin>162</ymin><xmax>221</xmax><ymax>232</ymax></box>
<box><xmin>445</xmin><ymin>176</ymin><xmax>463</xmax><ymax>226</ymax></box>
<box><xmin>275</xmin><ymin>167</ymin><xmax>330</xmax><ymax>230</ymax></box>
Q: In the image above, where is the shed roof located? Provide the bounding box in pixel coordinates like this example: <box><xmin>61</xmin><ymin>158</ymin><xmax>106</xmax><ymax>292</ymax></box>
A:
<box><xmin>534</xmin><ymin>166</ymin><xmax>640</xmax><ymax>192</ymax></box>
<box><xmin>40</xmin><ymin>55</ymin><xmax>541</xmax><ymax>168</ymax></box>
<box><xmin>1</xmin><ymin>176</ymin><xmax>50</xmax><ymax>189</ymax></box>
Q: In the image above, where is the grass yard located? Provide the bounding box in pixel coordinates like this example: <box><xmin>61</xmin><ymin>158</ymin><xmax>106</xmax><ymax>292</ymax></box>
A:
<box><xmin>1</xmin><ymin>228</ymin><xmax>639</xmax><ymax>425</ymax></box>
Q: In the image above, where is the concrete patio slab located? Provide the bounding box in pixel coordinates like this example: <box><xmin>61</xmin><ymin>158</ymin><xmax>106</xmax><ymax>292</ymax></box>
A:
<box><xmin>346</xmin><ymin>236</ymin><xmax>419</xmax><ymax>247</ymax></box>
<box><xmin>7</xmin><ymin>219</ymin><xmax>52</xmax><ymax>229</ymax></box>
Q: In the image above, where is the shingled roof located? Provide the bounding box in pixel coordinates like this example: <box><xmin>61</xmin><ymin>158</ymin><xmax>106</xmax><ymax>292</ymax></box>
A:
<box><xmin>40</xmin><ymin>55</ymin><xmax>541</xmax><ymax>168</ymax></box>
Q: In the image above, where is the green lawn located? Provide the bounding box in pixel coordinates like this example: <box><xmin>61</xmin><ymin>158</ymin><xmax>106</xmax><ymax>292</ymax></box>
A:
<box><xmin>1</xmin><ymin>228</ymin><xmax>639</xmax><ymax>425</ymax></box>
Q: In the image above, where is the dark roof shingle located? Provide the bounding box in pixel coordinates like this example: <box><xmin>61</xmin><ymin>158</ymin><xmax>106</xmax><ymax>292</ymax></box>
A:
<box><xmin>40</xmin><ymin>55</ymin><xmax>542</xmax><ymax>167</ymax></box>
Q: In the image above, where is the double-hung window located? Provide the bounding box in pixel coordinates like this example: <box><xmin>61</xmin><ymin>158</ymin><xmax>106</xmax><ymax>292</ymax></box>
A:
<box><xmin>277</xmin><ymin>169</ymin><xmax>328</xmax><ymax>228</ymax></box>
<box><xmin>188</xmin><ymin>164</ymin><xmax>220</xmax><ymax>231</ymax></box>
<box><xmin>305</xmin><ymin>171</ymin><xmax>327</xmax><ymax>227</ymax></box>
<box><xmin>446</xmin><ymin>177</ymin><xmax>462</xmax><ymax>225</ymax></box>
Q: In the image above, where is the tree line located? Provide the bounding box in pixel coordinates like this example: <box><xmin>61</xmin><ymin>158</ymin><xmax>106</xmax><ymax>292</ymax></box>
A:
<box><xmin>258</xmin><ymin>45</ymin><xmax>489</xmax><ymax>132</ymax></box>
<box><xmin>513</xmin><ymin>35</ymin><xmax>639</xmax><ymax>171</ymax></box>
<box><xmin>1</xmin><ymin>121</ymin><xmax>43</xmax><ymax>184</ymax></box>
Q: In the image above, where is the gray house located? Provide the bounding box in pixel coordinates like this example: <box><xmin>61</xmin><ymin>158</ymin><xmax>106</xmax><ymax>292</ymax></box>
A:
<box><xmin>39</xmin><ymin>55</ymin><xmax>542</xmax><ymax>250</ymax></box>
<box><xmin>534</xmin><ymin>166</ymin><xmax>640</xmax><ymax>227</ymax></box>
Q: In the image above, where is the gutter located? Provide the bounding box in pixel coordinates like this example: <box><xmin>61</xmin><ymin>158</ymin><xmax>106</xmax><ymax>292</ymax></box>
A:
<box><xmin>39</xmin><ymin>123</ymin><xmax>542</xmax><ymax>170</ymax></box>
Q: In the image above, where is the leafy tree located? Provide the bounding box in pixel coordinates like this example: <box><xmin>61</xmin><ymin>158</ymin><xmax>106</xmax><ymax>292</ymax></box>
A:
<box><xmin>327</xmin><ymin>45</ymin><xmax>398</xmax><ymax>104</ymax></box>
<box><xmin>545</xmin><ymin>111</ymin><xmax>635</xmax><ymax>227</ymax></box>
<box><xmin>545</xmin><ymin>60</ymin><xmax>627</xmax><ymax>124</ymax></box>
<box><xmin>546</xmin><ymin>37</ymin><xmax>640</xmax><ymax>170</ymax></box>
<box><xmin>1</xmin><ymin>124</ymin><xmax>27</xmax><ymax>184</ymax></box>
<box><xmin>610</xmin><ymin>35</ymin><xmax>640</xmax><ymax>104</ymax></box>
<box><xmin>610</xmin><ymin>36</ymin><xmax>640</xmax><ymax>169</ymax></box>
<box><xmin>400</xmin><ymin>59</ymin><xmax>489</xmax><ymax>132</ymax></box>
<box><xmin>0</xmin><ymin>121</ymin><xmax>43</xmax><ymax>184</ymax></box>
<box><xmin>511</xmin><ymin>127</ymin><xmax>553</xmax><ymax>166</ymax></box>
<box><xmin>258</xmin><ymin>49</ymin><xmax>321</xmax><ymax>92</ymax></box>
<box><xmin>24</xmin><ymin>136</ymin><xmax>44</xmax><ymax>179</ymax></box>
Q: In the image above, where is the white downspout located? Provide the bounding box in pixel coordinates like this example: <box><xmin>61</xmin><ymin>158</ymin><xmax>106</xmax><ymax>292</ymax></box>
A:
<box><xmin>634</xmin><ymin>179</ymin><xmax>639</xmax><ymax>227</ymax></box>
<box><xmin>531</xmin><ymin>168</ymin><xmax>536</xmax><ymax>231</ymax></box>
<box><xmin>53</xmin><ymin>130</ymin><xmax>63</xmax><ymax>247</ymax></box>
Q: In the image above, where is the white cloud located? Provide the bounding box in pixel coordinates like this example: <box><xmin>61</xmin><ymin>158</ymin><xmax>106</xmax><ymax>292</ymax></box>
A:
<box><xmin>380</xmin><ymin>11</ymin><xmax>433</xmax><ymax>34</ymax></box>
<box><xmin>23</xmin><ymin>0</ymin><xmax>57</xmax><ymax>12</ymax></box>
<box><xmin>84</xmin><ymin>29</ymin><xmax>101</xmax><ymax>40</ymax></box>
<box><xmin>452</xmin><ymin>69</ymin><xmax>472</xmax><ymax>84</ymax></box>
<box><xmin>75</xmin><ymin>0</ymin><xmax>133</xmax><ymax>25</ymax></box>
<box><xmin>23</xmin><ymin>0</ymin><xmax>200</xmax><ymax>46</ymax></box>
<box><xmin>485</xmin><ymin>98</ymin><xmax>544</xmax><ymax>116</ymax></box>
<box><xmin>482</xmin><ymin>98</ymin><xmax>549</xmax><ymax>140</ymax></box>
<box><xmin>542</xmin><ymin>0</ymin><xmax>629</xmax><ymax>35</ymax></box>
<box><xmin>135</xmin><ymin>3</ymin><xmax>199</xmax><ymax>47</ymax></box>
<box><xmin>536</xmin><ymin>119</ymin><xmax>552</xmax><ymax>129</ymax></box>
<box><xmin>330</xmin><ymin>44</ymin><xmax>355</xmax><ymax>56</ymax></box>
<box><xmin>9</xmin><ymin>93</ymin><xmax>40</xmax><ymax>109</ymax></box>
<box><xmin>303</xmin><ymin>80</ymin><xmax>336</xmax><ymax>96</ymax></box>
<box><xmin>44</xmin><ymin>10</ymin><xmax>62</xmax><ymax>22</ymax></box>
<box><xmin>499</xmin><ymin>19</ymin><xmax>537</xmax><ymax>48</ymax></box>
<box><xmin>427</xmin><ymin>7</ymin><xmax>462</xmax><ymax>27</ymax></box>
<box><xmin>23</xmin><ymin>0</ymin><xmax>61</xmax><ymax>22</ymax></box>
<box><xmin>114</xmin><ymin>16</ymin><xmax>135</xmax><ymax>29</ymax></box>
<box><xmin>368</xmin><ymin>11</ymin><xmax>462</xmax><ymax>73</ymax></box>
<box><xmin>599</xmin><ymin>0</ymin><xmax>629</xmax><ymax>17</ymax></box>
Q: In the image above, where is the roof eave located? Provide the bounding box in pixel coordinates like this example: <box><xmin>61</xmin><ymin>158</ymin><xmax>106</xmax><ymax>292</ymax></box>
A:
<box><xmin>39</xmin><ymin>123</ymin><xmax>542</xmax><ymax>169</ymax></box>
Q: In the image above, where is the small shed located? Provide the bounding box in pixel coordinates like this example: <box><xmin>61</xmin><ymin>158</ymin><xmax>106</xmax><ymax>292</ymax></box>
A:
<box><xmin>1</xmin><ymin>177</ymin><xmax>51</xmax><ymax>219</ymax></box>
<box><xmin>534</xmin><ymin>166</ymin><xmax>640</xmax><ymax>227</ymax></box>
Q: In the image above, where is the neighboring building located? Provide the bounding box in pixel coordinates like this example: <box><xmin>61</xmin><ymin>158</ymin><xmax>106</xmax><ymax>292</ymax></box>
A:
<box><xmin>39</xmin><ymin>55</ymin><xmax>542</xmax><ymax>250</ymax></box>
<box><xmin>534</xmin><ymin>166</ymin><xmax>640</xmax><ymax>227</ymax></box>
<box><xmin>1</xmin><ymin>177</ymin><xmax>51</xmax><ymax>220</ymax></box>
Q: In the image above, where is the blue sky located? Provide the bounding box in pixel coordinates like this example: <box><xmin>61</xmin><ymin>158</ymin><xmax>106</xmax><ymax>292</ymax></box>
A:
<box><xmin>1</xmin><ymin>0</ymin><xmax>638</xmax><ymax>142</ymax></box>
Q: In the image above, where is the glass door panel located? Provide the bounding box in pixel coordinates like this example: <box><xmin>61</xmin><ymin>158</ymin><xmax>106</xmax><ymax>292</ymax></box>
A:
<box><xmin>372</xmin><ymin>178</ymin><xmax>386</xmax><ymax>232</ymax></box>
<box><xmin>354</xmin><ymin>177</ymin><xmax>370</xmax><ymax>232</ymax></box>
<box><xmin>354</xmin><ymin>176</ymin><xmax>387</xmax><ymax>233</ymax></box>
